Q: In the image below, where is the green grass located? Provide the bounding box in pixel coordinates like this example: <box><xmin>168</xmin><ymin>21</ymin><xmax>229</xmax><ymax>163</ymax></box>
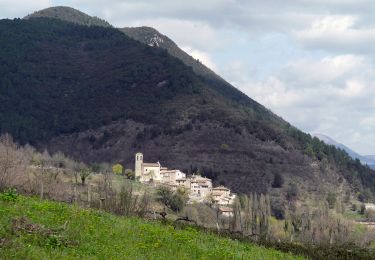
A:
<box><xmin>0</xmin><ymin>195</ymin><xmax>302</xmax><ymax>259</ymax></box>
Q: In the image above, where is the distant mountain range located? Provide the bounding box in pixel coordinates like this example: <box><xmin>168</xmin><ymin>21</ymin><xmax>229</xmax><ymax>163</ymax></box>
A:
<box><xmin>313</xmin><ymin>133</ymin><xmax>375</xmax><ymax>169</ymax></box>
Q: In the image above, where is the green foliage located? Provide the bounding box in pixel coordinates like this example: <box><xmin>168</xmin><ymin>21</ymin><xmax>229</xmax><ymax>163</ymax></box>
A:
<box><xmin>326</xmin><ymin>192</ymin><xmax>337</xmax><ymax>209</ymax></box>
<box><xmin>156</xmin><ymin>186</ymin><xmax>173</xmax><ymax>205</ymax></box>
<box><xmin>156</xmin><ymin>186</ymin><xmax>187</xmax><ymax>212</ymax></box>
<box><xmin>0</xmin><ymin>188</ymin><xmax>18</xmax><ymax>202</ymax></box>
<box><xmin>0</xmin><ymin>196</ymin><xmax>299</xmax><ymax>259</ymax></box>
<box><xmin>112</xmin><ymin>164</ymin><xmax>123</xmax><ymax>175</ymax></box>
<box><xmin>79</xmin><ymin>167</ymin><xmax>91</xmax><ymax>186</ymax></box>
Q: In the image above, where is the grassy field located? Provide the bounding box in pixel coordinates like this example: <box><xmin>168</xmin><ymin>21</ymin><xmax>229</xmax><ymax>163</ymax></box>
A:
<box><xmin>0</xmin><ymin>194</ymin><xmax>302</xmax><ymax>259</ymax></box>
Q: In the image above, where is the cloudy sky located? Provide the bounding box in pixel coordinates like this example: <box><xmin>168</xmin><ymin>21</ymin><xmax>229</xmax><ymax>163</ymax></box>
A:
<box><xmin>1</xmin><ymin>0</ymin><xmax>375</xmax><ymax>155</ymax></box>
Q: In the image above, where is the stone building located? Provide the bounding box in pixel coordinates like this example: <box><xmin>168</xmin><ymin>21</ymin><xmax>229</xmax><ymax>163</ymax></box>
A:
<box><xmin>135</xmin><ymin>153</ymin><xmax>163</xmax><ymax>182</ymax></box>
<box><xmin>189</xmin><ymin>175</ymin><xmax>212</xmax><ymax>202</ymax></box>
<box><xmin>211</xmin><ymin>186</ymin><xmax>236</xmax><ymax>205</ymax></box>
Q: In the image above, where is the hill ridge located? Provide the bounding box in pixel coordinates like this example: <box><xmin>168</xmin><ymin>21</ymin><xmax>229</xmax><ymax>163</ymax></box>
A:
<box><xmin>24</xmin><ymin>6</ymin><xmax>112</xmax><ymax>27</ymax></box>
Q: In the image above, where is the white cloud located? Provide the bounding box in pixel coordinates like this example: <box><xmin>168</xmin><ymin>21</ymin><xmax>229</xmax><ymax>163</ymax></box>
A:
<box><xmin>223</xmin><ymin>54</ymin><xmax>375</xmax><ymax>154</ymax></box>
<box><xmin>296</xmin><ymin>15</ymin><xmax>375</xmax><ymax>53</ymax></box>
<box><xmin>0</xmin><ymin>0</ymin><xmax>51</xmax><ymax>18</ymax></box>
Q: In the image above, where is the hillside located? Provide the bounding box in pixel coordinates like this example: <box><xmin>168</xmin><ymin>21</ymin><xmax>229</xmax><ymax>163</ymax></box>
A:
<box><xmin>314</xmin><ymin>134</ymin><xmax>375</xmax><ymax>169</ymax></box>
<box><xmin>0</xmin><ymin>8</ymin><xmax>374</xmax><ymax>206</ymax></box>
<box><xmin>120</xmin><ymin>27</ymin><xmax>224</xmax><ymax>83</ymax></box>
<box><xmin>0</xmin><ymin>195</ymin><xmax>299</xmax><ymax>259</ymax></box>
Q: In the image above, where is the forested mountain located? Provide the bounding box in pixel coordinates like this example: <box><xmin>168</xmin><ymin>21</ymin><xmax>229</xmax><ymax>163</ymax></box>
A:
<box><xmin>0</xmin><ymin>7</ymin><xmax>374</xmax><ymax>206</ymax></box>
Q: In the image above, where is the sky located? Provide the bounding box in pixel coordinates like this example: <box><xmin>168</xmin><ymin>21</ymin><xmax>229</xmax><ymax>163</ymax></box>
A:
<box><xmin>1</xmin><ymin>0</ymin><xmax>375</xmax><ymax>155</ymax></box>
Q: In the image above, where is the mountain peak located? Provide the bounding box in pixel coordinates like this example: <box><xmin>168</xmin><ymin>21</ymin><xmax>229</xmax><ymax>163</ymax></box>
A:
<box><xmin>24</xmin><ymin>6</ymin><xmax>112</xmax><ymax>28</ymax></box>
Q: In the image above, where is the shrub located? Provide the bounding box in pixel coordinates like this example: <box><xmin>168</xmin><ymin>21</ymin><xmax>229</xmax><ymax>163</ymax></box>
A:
<box><xmin>326</xmin><ymin>192</ymin><xmax>337</xmax><ymax>209</ymax></box>
<box><xmin>271</xmin><ymin>173</ymin><xmax>284</xmax><ymax>188</ymax></box>
<box><xmin>0</xmin><ymin>188</ymin><xmax>18</xmax><ymax>202</ymax></box>
<box><xmin>286</xmin><ymin>183</ymin><xmax>299</xmax><ymax>201</ymax></box>
<box><xmin>220</xmin><ymin>143</ymin><xmax>229</xmax><ymax>151</ymax></box>
<box><xmin>112</xmin><ymin>164</ymin><xmax>123</xmax><ymax>175</ymax></box>
<box><xmin>271</xmin><ymin>198</ymin><xmax>285</xmax><ymax>220</ymax></box>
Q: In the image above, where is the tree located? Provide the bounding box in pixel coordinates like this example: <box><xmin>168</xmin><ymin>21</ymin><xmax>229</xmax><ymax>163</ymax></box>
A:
<box><xmin>359</xmin><ymin>204</ymin><xmax>366</xmax><ymax>215</ymax></box>
<box><xmin>156</xmin><ymin>186</ymin><xmax>187</xmax><ymax>212</ymax></box>
<box><xmin>272</xmin><ymin>172</ymin><xmax>284</xmax><ymax>188</ymax></box>
<box><xmin>80</xmin><ymin>167</ymin><xmax>91</xmax><ymax>186</ymax></box>
<box><xmin>0</xmin><ymin>134</ymin><xmax>23</xmax><ymax>191</ymax></box>
<box><xmin>326</xmin><ymin>192</ymin><xmax>337</xmax><ymax>209</ymax></box>
<box><xmin>156</xmin><ymin>186</ymin><xmax>173</xmax><ymax>207</ymax></box>
<box><xmin>112</xmin><ymin>164</ymin><xmax>123</xmax><ymax>175</ymax></box>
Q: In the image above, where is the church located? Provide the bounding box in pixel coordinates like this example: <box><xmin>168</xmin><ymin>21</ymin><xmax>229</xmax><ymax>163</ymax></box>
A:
<box><xmin>135</xmin><ymin>152</ymin><xmax>186</xmax><ymax>183</ymax></box>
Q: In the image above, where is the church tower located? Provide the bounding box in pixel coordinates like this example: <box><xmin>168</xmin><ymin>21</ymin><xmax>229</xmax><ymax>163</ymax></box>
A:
<box><xmin>135</xmin><ymin>153</ymin><xmax>143</xmax><ymax>178</ymax></box>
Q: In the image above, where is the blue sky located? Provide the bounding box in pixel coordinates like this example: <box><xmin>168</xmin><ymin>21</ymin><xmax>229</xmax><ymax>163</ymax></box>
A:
<box><xmin>1</xmin><ymin>0</ymin><xmax>375</xmax><ymax>155</ymax></box>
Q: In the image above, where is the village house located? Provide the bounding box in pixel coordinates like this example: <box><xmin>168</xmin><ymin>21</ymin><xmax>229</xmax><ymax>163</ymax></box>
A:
<box><xmin>161</xmin><ymin>169</ymin><xmax>186</xmax><ymax>184</ymax></box>
<box><xmin>211</xmin><ymin>186</ymin><xmax>236</xmax><ymax>206</ymax></box>
<box><xmin>218</xmin><ymin>206</ymin><xmax>234</xmax><ymax>217</ymax></box>
<box><xmin>365</xmin><ymin>203</ymin><xmax>375</xmax><ymax>211</ymax></box>
<box><xmin>188</xmin><ymin>175</ymin><xmax>212</xmax><ymax>202</ymax></box>
<box><xmin>134</xmin><ymin>153</ymin><xmax>235</xmax><ymax>208</ymax></box>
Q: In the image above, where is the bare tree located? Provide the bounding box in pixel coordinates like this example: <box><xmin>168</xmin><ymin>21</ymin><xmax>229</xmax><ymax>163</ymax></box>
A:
<box><xmin>0</xmin><ymin>134</ymin><xmax>26</xmax><ymax>191</ymax></box>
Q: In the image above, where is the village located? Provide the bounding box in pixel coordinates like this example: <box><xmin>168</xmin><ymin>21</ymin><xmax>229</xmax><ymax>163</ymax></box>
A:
<box><xmin>135</xmin><ymin>153</ymin><xmax>236</xmax><ymax>216</ymax></box>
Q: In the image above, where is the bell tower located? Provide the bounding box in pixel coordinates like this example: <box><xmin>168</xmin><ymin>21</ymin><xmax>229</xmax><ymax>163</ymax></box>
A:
<box><xmin>135</xmin><ymin>153</ymin><xmax>143</xmax><ymax>178</ymax></box>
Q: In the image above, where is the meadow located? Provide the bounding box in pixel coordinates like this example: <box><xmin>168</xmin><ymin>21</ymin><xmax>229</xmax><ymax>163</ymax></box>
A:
<box><xmin>0</xmin><ymin>194</ymin><xmax>301</xmax><ymax>259</ymax></box>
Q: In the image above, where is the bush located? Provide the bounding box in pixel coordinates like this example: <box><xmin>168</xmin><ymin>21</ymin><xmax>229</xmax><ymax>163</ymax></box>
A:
<box><xmin>326</xmin><ymin>192</ymin><xmax>337</xmax><ymax>209</ymax></box>
<box><xmin>271</xmin><ymin>173</ymin><xmax>284</xmax><ymax>188</ymax></box>
<box><xmin>124</xmin><ymin>169</ymin><xmax>135</xmax><ymax>180</ymax></box>
<box><xmin>359</xmin><ymin>204</ymin><xmax>366</xmax><ymax>215</ymax></box>
<box><xmin>220</xmin><ymin>143</ymin><xmax>229</xmax><ymax>151</ymax></box>
<box><xmin>271</xmin><ymin>198</ymin><xmax>285</xmax><ymax>220</ymax></box>
<box><xmin>0</xmin><ymin>188</ymin><xmax>18</xmax><ymax>202</ymax></box>
<box><xmin>286</xmin><ymin>183</ymin><xmax>299</xmax><ymax>201</ymax></box>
